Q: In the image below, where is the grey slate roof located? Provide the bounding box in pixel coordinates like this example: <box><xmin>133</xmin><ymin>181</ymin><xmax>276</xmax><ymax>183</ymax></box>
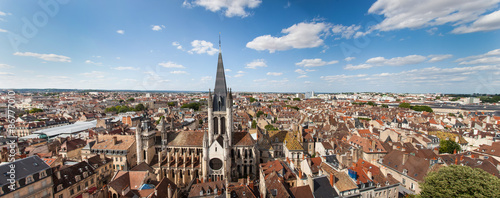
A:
<box><xmin>313</xmin><ymin>176</ymin><xmax>338</xmax><ymax>198</ymax></box>
<box><xmin>212</xmin><ymin>51</ymin><xmax>227</xmax><ymax>111</ymax></box>
<box><xmin>0</xmin><ymin>155</ymin><xmax>52</xmax><ymax>195</ymax></box>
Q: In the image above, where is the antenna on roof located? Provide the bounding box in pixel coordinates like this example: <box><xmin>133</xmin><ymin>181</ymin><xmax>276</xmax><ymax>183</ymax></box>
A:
<box><xmin>219</xmin><ymin>32</ymin><xmax>221</xmax><ymax>52</ymax></box>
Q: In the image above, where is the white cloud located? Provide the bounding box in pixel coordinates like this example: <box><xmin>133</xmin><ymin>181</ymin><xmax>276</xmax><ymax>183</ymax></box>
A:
<box><xmin>320</xmin><ymin>74</ymin><xmax>367</xmax><ymax>83</ymax></box>
<box><xmin>368</xmin><ymin>0</ymin><xmax>500</xmax><ymax>33</ymax></box>
<box><xmin>85</xmin><ymin>60</ymin><xmax>102</xmax><ymax>66</ymax></box>
<box><xmin>0</xmin><ymin>72</ymin><xmax>14</xmax><ymax>76</ymax></box>
<box><xmin>81</xmin><ymin>71</ymin><xmax>105</xmax><ymax>78</ymax></box>
<box><xmin>171</xmin><ymin>70</ymin><xmax>188</xmax><ymax>74</ymax></box>
<box><xmin>245</xmin><ymin>59</ymin><xmax>267</xmax><ymax>69</ymax></box>
<box><xmin>305</xmin><ymin>69</ymin><xmax>316</xmax><ymax>72</ymax></box>
<box><xmin>0</xmin><ymin>64</ymin><xmax>14</xmax><ymax>69</ymax></box>
<box><xmin>253</xmin><ymin>78</ymin><xmax>267</xmax><ymax>82</ymax></box>
<box><xmin>234</xmin><ymin>74</ymin><xmax>244</xmax><ymax>78</ymax></box>
<box><xmin>113</xmin><ymin>67</ymin><xmax>139</xmax><ymax>71</ymax></box>
<box><xmin>452</xmin><ymin>10</ymin><xmax>500</xmax><ymax>33</ymax></box>
<box><xmin>201</xmin><ymin>76</ymin><xmax>212</xmax><ymax>82</ymax></box>
<box><xmin>269</xmin><ymin>78</ymin><xmax>289</xmax><ymax>84</ymax></box>
<box><xmin>237</xmin><ymin>71</ymin><xmax>245</xmax><ymax>74</ymax></box>
<box><xmin>116</xmin><ymin>30</ymin><xmax>124</xmax><ymax>34</ymax></box>
<box><xmin>172</xmin><ymin>42</ymin><xmax>184</xmax><ymax>50</ymax></box>
<box><xmin>267</xmin><ymin>72</ymin><xmax>283</xmax><ymax>76</ymax></box>
<box><xmin>246</xmin><ymin>22</ymin><xmax>330</xmax><ymax>53</ymax></box>
<box><xmin>304</xmin><ymin>81</ymin><xmax>312</xmax><ymax>84</ymax></box>
<box><xmin>295</xmin><ymin>58</ymin><xmax>338</xmax><ymax>67</ymax></box>
<box><xmin>297</xmin><ymin>75</ymin><xmax>308</xmax><ymax>78</ymax></box>
<box><xmin>428</xmin><ymin>54</ymin><xmax>453</xmax><ymax>62</ymax></box>
<box><xmin>183</xmin><ymin>0</ymin><xmax>262</xmax><ymax>18</ymax></box>
<box><xmin>366</xmin><ymin>55</ymin><xmax>427</xmax><ymax>66</ymax></box>
<box><xmin>426</xmin><ymin>27</ymin><xmax>438</xmax><ymax>35</ymax></box>
<box><xmin>0</xmin><ymin>11</ymin><xmax>7</xmax><ymax>16</ymax></box>
<box><xmin>159</xmin><ymin>61</ymin><xmax>186</xmax><ymax>68</ymax></box>
<box><xmin>331</xmin><ymin>24</ymin><xmax>366</xmax><ymax>39</ymax></box>
<box><xmin>225</xmin><ymin>69</ymin><xmax>232</xmax><ymax>72</ymax></box>
<box><xmin>344</xmin><ymin>64</ymin><xmax>373</xmax><ymax>70</ymax></box>
<box><xmin>345</xmin><ymin>57</ymin><xmax>356</xmax><ymax>62</ymax></box>
<box><xmin>14</xmin><ymin>52</ymin><xmax>71</xmax><ymax>62</ymax></box>
<box><xmin>295</xmin><ymin>69</ymin><xmax>306</xmax><ymax>75</ymax></box>
<box><xmin>459</xmin><ymin>56</ymin><xmax>500</xmax><ymax>65</ymax></box>
<box><xmin>188</xmin><ymin>40</ymin><xmax>218</xmax><ymax>55</ymax></box>
<box><xmin>366</xmin><ymin>65</ymin><xmax>500</xmax><ymax>86</ymax></box>
<box><xmin>0</xmin><ymin>28</ymin><xmax>7</xmax><ymax>33</ymax></box>
<box><xmin>152</xmin><ymin>25</ymin><xmax>165</xmax><ymax>31</ymax></box>
<box><xmin>456</xmin><ymin>48</ymin><xmax>500</xmax><ymax>64</ymax></box>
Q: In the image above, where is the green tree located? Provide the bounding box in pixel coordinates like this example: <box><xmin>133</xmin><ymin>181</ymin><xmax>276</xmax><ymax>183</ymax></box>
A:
<box><xmin>419</xmin><ymin>165</ymin><xmax>500</xmax><ymax>198</ymax></box>
<box><xmin>167</xmin><ymin>102</ymin><xmax>176</xmax><ymax>106</ymax></box>
<box><xmin>256</xmin><ymin>111</ymin><xmax>264</xmax><ymax>118</ymax></box>
<box><xmin>381</xmin><ymin>104</ymin><xmax>389</xmax><ymax>108</ymax></box>
<box><xmin>199</xmin><ymin>119</ymin><xmax>203</xmax><ymax>125</ymax></box>
<box><xmin>293</xmin><ymin>98</ymin><xmax>301</xmax><ymax>101</ymax></box>
<box><xmin>134</xmin><ymin>103</ymin><xmax>146</xmax><ymax>111</ymax></box>
<box><xmin>181</xmin><ymin>102</ymin><xmax>201</xmax><ymax>111</ymax></box>
<box><xmin>127</xmin><ymin>97</ymin><xmax>135</xmax><ymax>102</ymax></box>
<box><xmin>448</xmin><ymin>113</ymin><xmax>455</xmax><ymax>117</ymax></box>
<box><xmin>367</xmin><ymin>101</ymin><xmax>376</xmax><ymax>106</ymax></box>
<box><xmin>29</xmin><ymin>108</ymin><xmax>44</xmax><ymax>113</ymax></box>
<box><xmin>265</xmin><ymin>124</ymin><xmax>277</xmax><ymax>131</ymax></box>
<box><xmin>439</xmin><ymin>140</ymin><xmax>461</xmax><ymax>154</ymax></box>
<box><xmin>399</xmin><ymin>102</ymin><xmax>411</xmax><ymax>108</ymax></box>
<box><xmin>251</xmin><ymin>120</ymin><xmax>257</xmax><ymax>129</ymax></box>
<box><xmin>249</xmin><ymin>97</ymin><xmax>257</xmax><ymax>103</ymax></box>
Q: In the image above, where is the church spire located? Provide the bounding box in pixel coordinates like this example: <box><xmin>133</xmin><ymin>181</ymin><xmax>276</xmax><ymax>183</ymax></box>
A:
<box><xmin>213</xmin><ymin>34</ymin><xmax>227</xmax><ymax>111</ymax></box>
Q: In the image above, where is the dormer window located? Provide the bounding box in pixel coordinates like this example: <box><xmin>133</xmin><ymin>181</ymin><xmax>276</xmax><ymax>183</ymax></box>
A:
<box><xmin>26</xmin><ymin>175</ymin><xmax>34</xmax><ymax>184</ymax></box>
<box><xmin>403</xmin><ymin>169</ymin><xmax>408</xmax><ymax>175</ymax></box>
<box><xmin>75</xmin><ymin>175</ymin><xmax>81</xmax><ymax>182</ymax></box>
<box><xmin>57</xmin><ymin>184</ymin><xmax>63</xmax><ymax>191</ymax></box>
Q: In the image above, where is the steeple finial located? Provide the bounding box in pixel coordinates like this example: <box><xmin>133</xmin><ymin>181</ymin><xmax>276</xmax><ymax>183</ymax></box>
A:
<box><xmin>219</xmin><ymin>32</ymin><xmax>221</xmax><ymax>52</ymax></box>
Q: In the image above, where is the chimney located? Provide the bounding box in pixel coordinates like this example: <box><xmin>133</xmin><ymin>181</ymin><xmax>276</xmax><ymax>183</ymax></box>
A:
<box><xmin>247</xmin><ymin>175</ymin><xmax>250</xmax><ymax>185</ymax></box>
<box><xmin>453</xmin><ymin>149</ymin><xmax>457</xmax><ymax>154</ymax></box>
<box><xmin>460</xmin><ymin>155</ymin><xmax>464</xmax><ymax>161</ymax></box>
<box><xmin>455</xmin><ymin>157</ymin><xmax>458</xmax><ymax>165</ymax></box>
<box><xmin>402</xmin><ymin>153</ymin><xmax>409</xmax><ymax>165</ymax></box>
<box><xmin>298</xmin><ymin>169</ymin><xmax>302</xmax><ymax>179</ymax></box>
<box><xmin>167</xmin><ymin>184</ymin><xmax>172</xmax><ymax>198</ymax></box>
<box><xmin>100</xmin><ymin>153</ymin><xmax>106</xmax><ymax>162</ymax></box>
<box><xmin>112</xmin><ymin>136</ymin><xmax>117</xmax><ymax>145</ymax></box>
<box><xmin>433</xmin><ymin>148</ymin><xmax>439</xmax><ymax>155</ymax></box>
<box><xmin>470</xmin><ymin>154</ymin><xmax>474</xmax><ymax>159</ymax></box>
<box><xmin>367</xmin><ymin>171</ymin><xmax>372</xmax><ymax>180</ymax></box>
<box><xmin>56</xmin><ymin>170</ymin><xmax>61</xmax><ymax>179</ymax></box>
<box><xmin>329</xmin><ymin>173</ymin><xmax>335</xmax><ymax>187</ymax></box>
<box><xmin>371</xmin><ymin>140</ymin><xmax>376</xmax><ymax>150</ymax></box>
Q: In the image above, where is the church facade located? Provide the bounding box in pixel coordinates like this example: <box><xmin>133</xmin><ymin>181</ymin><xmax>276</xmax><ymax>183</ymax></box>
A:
<box><xmin>143</xmin><ymin>43</ymin><xmax>259</xmax><ymax>188</ymax></box>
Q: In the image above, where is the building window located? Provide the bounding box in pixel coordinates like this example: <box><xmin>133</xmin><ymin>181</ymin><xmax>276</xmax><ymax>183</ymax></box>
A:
<box><xmin>85</xmin><ymin>181</ymin><xmax>89</xmax><ymax>187</ymax></box>
<box><xmin>70</xmin><ymin>189</ymin><xmax>74</xmax><ymax>195</ymax></box>
<box><xmin>59</xmin><ymin>194</ymin><xmax>63</xmax><ymax>198</ymax></box>
<box><xmin>26</xmin><ymin>175</ymin><xmax>34</xmax><ymax>184</ymax></box>
<box><xmin>77</xmin><ymin>185</ymin><xmax>81</xmax><ymax>192</ymax></box>
<box><xmin>402</xmin><ymin>178</ymin><xmax>406</xmax><ymax>185</ymax></box>
<box><xmin>91</xmin><ymin>178</ymin><xmax>94</xmax><ymax>184</ymax></box>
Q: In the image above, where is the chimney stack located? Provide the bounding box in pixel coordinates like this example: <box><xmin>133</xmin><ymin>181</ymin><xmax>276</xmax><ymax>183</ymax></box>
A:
<box><xmin>167</xmin><ymin>184</ymin><xmax>172</xmax><ymax>198</ymax></box>
<box><xmin>329</xmin><ymin>173</ymin><xmax>335</xmax><ymax>187</ymax></box>
<box><xmin>112</xmin><ymin>136</ymin><xmax>117</xmax><ymax>145</ymax></box>
<box><xmin>402</xmin><ymin>153</ymin><xmax>408</xmax><ymax>165</ymax></box>
<box><xmin>367</xmin><ymin>171</ymin><xmax>372</xmax><ymax>180</ymax></box>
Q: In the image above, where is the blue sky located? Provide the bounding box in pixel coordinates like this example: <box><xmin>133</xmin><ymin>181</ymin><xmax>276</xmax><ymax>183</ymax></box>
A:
<box><xmin>1</xmin><ymin>0</ymin><xmax>500</xmax><ymax>93</ymax></box>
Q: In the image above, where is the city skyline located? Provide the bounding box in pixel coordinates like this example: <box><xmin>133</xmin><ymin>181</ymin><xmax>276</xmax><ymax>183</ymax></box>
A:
<box><xmin>1</xmin><ymin>0</ymin><xmax>500</xmax><ymax>93</ymax></box>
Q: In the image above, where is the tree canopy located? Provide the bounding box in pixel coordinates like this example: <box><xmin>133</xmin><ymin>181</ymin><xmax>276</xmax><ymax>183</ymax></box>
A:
<box><xmin>256</xmin><ymin>111</ymin><xmax>264</xmax><ymax>118</ymax></box>
<box><xmin>419</xmin><ymin>165</ymin><xmax>500</xmax><ymax>198</ymax></box>
<box><xmin>181</xmin><ymin>102</ymin><xmax>201</xmax><ymax>111</ymax></box>
<box><xmin>249</xmin><ymin>97</ymin><xmax>257</xmax><ymax>103</ymax></box>
<box><xmin>265</xmin><ymin>124</ymin><xmax>278</xmax><ymax>131</ymax></box>
<box><xmin>29</xmin><ymin>108</ymin><xmax>43</xmax><ymax>113</ymax></box>
<box><xmin>438</xmin><ymin>140</ymin><xmax>461</xmax><ymax>154</ymax></box>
